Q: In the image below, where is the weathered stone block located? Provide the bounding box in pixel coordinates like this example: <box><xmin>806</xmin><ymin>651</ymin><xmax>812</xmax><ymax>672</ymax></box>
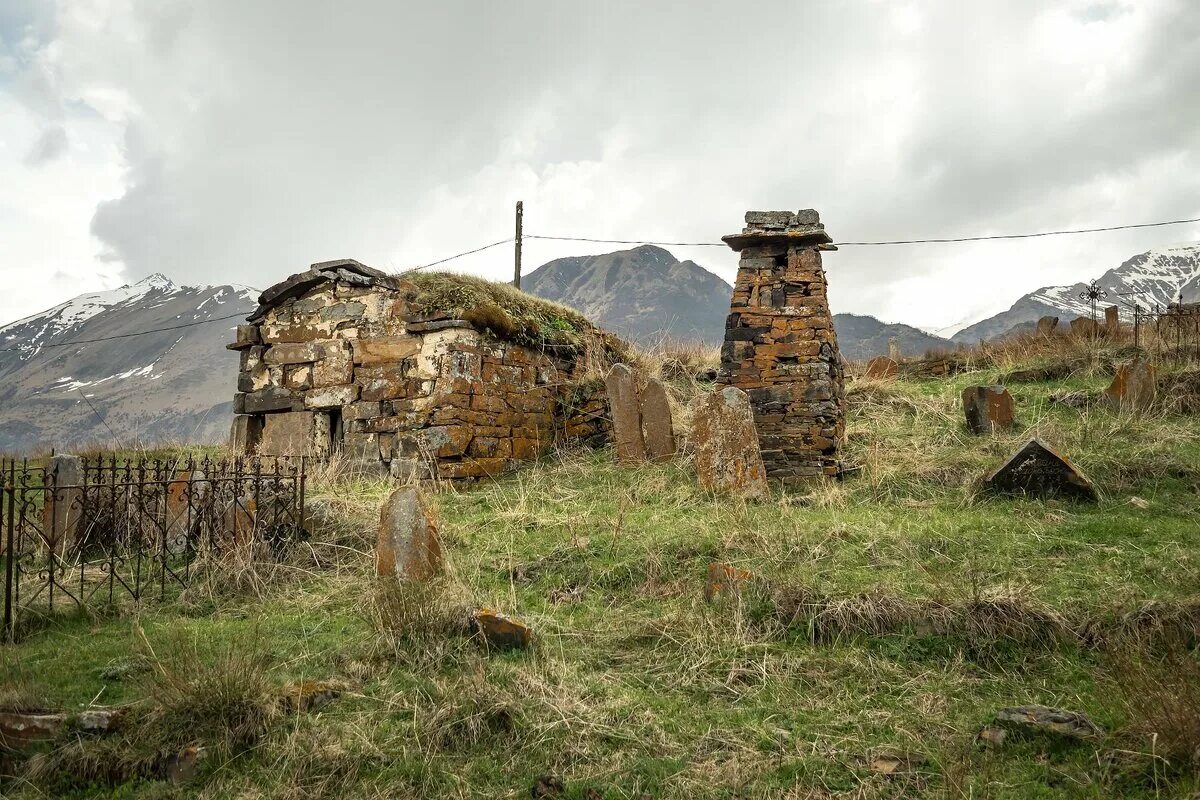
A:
<box><xmin>1036</xmin><ymin>316</ymin><xmax>1060</xmax><ymax>335</ymax></box>
<box><xmin>1104</xmin><ymin>359</ymin><xmax>1156</xmax><ymax>412</ymax></box>
<box><xmin>604</xmin><ymin>364</ymin><xmax>645</xmax><ymax>463</ymax></box>
<box><xmin>305</xmin><ymin>383</ymin><xmax>359</xmax><ymax>409</ymax></box>
<box><xmin>242</xmin><ymin>386</ymin><xmax>301</xmax><ymax>413</ymax></box>
<box><xmin>264</xmin><ymin>342</ymin><xmax>324</xmax><ymax>365</ymax></box>
<box><xmin>376</xmin><ymin>486</ymin><xmax>443</xmax><ymax>580</ymax></box>
<box><xmin>984</xmin><ymin>439</ymin><xmax>1098</xmax><ymax>502</ymax></box>
<box><xmin>471</xmin><ymin>608</ymin><xmax>531</xmax><ymax>650</ymax></box>
<box><xmin>689</xmin><ymin>386</ymin><xmax>768</xmax><ymax>499</ymax></box>
<box><xmin>260</xmin><ymin>411</ymin><xmax>317</xmax><ymax>455</ymax></box>
<box><xmin>226</xmin><ymin>324</ymin><xmax>261</xmax><ymax>351</ymax></box>
<box><xmin>864</xmin><ymin>356</ymin><xmax>898</xmax><ymax>379</ymax></box>
<box><xmin>230</xmin><ymin>415</ymin><xmax>263</xmax><ymax>455</ymax></box>
<box><xmin>962</xmin><ymin>385</ymin><xmax>1016</xmax><ymax>434</ymax></box>
<box><xmin>352</xmin><ymin>336</ymin><xmax>421</xmax><ymax>366</ymax></box>
<box><xmin>639</xmin><ymin>378</ymin><xmax>676</xmax><ymax>462</ymax></box>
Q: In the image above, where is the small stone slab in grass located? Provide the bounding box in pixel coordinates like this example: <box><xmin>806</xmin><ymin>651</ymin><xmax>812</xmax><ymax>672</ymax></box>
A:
<box><xmin>0</xmin><ymin>711</ymin><xmax>66</xmax><ymax>748</ymax></box>
<box><xmin>471</xmin><ymin>608</ymin><xmax>532</xmax><ymax>651</ymax></box>
<box><xmin>703</xmin><ymin>562</ymin><xmax>756</xmax><ymax>602</ymax></box>
<box><xmin>962</xmin><ymin>385</ymin><xmax>1016</xmax><ymax>434</ymax></box>
<box><xmin>994</xmin><ymin>705</ymin><xmax>1104</xmax><ymax>741</ymax></box>
<box><xmin>280</xmin><ymin>680</ymin><xmax>341</xmax><ymax>713</ymax></box>
<box><xmin>868</xmin><ymin>748</ymin><xmax>927</xmax><ymax>776</ymax></box>
<box><xmin>377</xmin><ymin>486</ymin><xmax>443</xmax><ymax>581</ymax></box>
<box><xmin>985</xmin><ymin>438</ymin><xmax>1098</xmax><ymax>502</ymax></box>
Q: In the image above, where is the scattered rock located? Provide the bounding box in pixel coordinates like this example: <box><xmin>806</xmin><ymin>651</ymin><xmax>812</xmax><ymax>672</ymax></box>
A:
<box><xmin>1070</xmin><ymin>317</ymin><xmax>1101</xmax><ymax>338</ymax></box>
<box><xmin>0</xmin><ymin>711</ymin><xmax>66</xmax><ymax>748</ymax></box>
<box><xmin>280</xmin><ymin>680</ymin><xmax>341</xmax><ymax>713</ymax></box>
<box><xmin>605</xmin><ymin>363</ymin><xmax>647</xmax><ymax>463</ymax></box>
<box><xmin>976</xmin><ymin>725</ymin><xmax>1008</xmax><ymax>749</ymax></box>
<box><xmin>1003</xmin><ymin>362</ymin><xmax>1073</xmax><ymax>383</ymax></box>
<box><xmin>689</xmin><ymin>386</ymin><xmax>769</xmax><ymax>499</ymax></box>
<box><xmin>165</xmin><ymin>745</ymin><xmax>204</xmax><ymax>785</ymax></box>
<box><xmin>993</xmin><ymin>705</ymin><xmax>1104</xmax><ymax>741</ymax></box>
<box><xmin>74</xmin><ymin>709</ymin><xmax>125</xmax><ymax>733</ymax></box>
<box><xmin>376</xmin><ymin>486</ymin><xmax>443</xmax><ymax>581</ymax></box>
<box><xmin>471</xmin><ymin>608</ymin><xmax>532</xmax><ymax>651</ymax></box>
<box><xmin>962</xmin><ymin>385</ymin><xmax>1016</xmax><ymax>434</ymax></box>
<box><xmin>864</xmin><ymin>356</ymin><xmax>899</xmax><ymax>379</ymax></box>
<box><xmin>868</xmin><ymin>748</ymin><xmax>926</xmax><ymax>776</ymax></box>
<box><xmin>1048</xmin><ymin>389</ymin><xmax>1091</xmax><ymax>408</ymax></box>
<box><xmin>531</xmin><ymin>775</ymin><xmax>565</xmax><ymax>798</ymax></box>
<box><xmin>1104</xmin><ymin>358</ymin><xmax>1157</xmax><ymax>412</ymax></box>
<box><xmin>703</xmin><ymin>562</ymin><xmax>756</xmax><ymax>602</ymax></box>
<box><xmin>985</xmin><ymin>439</ymin><xmax>1099</xmax><ymax>502</ymax></box>
<box><xmin>638</xmin><ymin>378</ymin><xmax>676</xmax><ymax>462</ymax></box>
<box><xmin>1128</xmin><ymin>496</ymin><xmax>1150</xmax><ymax>510</ymax></box>
<box><xmin>1036</xmin><ymin>316</ymin><xmax>1060</xmax><ymax>336</ymax></box>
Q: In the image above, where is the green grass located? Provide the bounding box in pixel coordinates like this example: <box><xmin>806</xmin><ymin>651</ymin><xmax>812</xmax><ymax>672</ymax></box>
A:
<box><xmin>3</xmin><ymin>350</ymin><xmax>1200</xmax><ymax>798</ymax></box>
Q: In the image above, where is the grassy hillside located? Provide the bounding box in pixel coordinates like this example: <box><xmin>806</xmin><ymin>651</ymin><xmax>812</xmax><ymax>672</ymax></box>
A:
<box><xmin>3</xmin><ymin>339</ymin><xmax>1200</xmax><ymax>798</ymax></box>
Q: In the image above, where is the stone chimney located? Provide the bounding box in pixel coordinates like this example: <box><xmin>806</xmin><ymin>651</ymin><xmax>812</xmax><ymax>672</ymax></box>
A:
<box><xmin>718</xmin><ymin>210</ymin><xmax>845</xmax><ymax>483</ymax></box>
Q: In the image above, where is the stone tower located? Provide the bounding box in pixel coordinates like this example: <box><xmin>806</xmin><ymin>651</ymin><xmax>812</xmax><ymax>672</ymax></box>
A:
<box><xmin>718</xmin><ymin>210</ymin><xmax>845</xmax><ymax>483</ymax></box>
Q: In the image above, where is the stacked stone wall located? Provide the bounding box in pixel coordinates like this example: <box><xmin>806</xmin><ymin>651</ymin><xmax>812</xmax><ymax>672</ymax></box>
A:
<box><xmin>230</xmin><ymin>270</ymin><xmax>612</xmax><ymax>479</ymax></box>
<box><xmin>718</xmin><ymin>211</ymin><xmax>845</xmax><ymax>482</ymax></box>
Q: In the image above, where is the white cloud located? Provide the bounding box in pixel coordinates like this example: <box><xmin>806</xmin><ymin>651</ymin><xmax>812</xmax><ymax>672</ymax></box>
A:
<box><xmin>0</xmin><ymin>0</ymin><xmax>1197</xmax><ymax>331</ymax></box>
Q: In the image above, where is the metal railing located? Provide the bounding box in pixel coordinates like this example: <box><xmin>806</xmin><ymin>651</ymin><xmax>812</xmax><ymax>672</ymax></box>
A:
<box><xmin>2</xmin><ymin>455</ymin><xmax>307</xmax><ymax>641</ymax></box>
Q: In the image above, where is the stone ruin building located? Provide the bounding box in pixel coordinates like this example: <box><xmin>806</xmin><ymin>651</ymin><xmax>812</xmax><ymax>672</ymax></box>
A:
<box><xmin>718</xmin><ymin>210</ymin><xmax>846</xmax><ymax>483</ymax></box>
<box><xmin>227</xmin><ymin>259</ymin><xmax>618</xmax><ymax>479</ymax></box>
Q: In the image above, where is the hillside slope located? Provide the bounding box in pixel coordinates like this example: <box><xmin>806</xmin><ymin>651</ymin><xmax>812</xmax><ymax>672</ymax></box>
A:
<box><xmin>953</xmin><ymin>243</ymin><xmax>1200</xmax><ymax>343</ymax></box>
<box><xmin>0</xmin><ymin>275</ymin><xmax>255</xmax><ymax>452</ymax></box>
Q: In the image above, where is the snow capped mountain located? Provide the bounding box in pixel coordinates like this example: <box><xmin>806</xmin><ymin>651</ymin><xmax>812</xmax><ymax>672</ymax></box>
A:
<box><xmin>953</xmin><ymin>242</ymin><xmax>1200</xmax><ymax>343</ymax></box>
<box><xmin>0</xmin><ymin>276</ymin><xmax>257</xmax><ymax>452</ymax></box>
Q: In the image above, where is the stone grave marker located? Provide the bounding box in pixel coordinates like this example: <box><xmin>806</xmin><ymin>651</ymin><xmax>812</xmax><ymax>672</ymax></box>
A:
<box><xmin>638</xmin><ymin>378</ymin><xmax>676</xmax><ymax>462</ymax></box>
<box><xmin>42</xmin><ymin>454</ymin><xmax>82</xmax><ymax>554</ymax></box>
<box><xmin>864</xmin><ymin>356</ymin><xmax>899</xmax><ymax>379</ymax></box>
<box><xmin>984</xmin><ymin>438</ymin><xmax>1098</xmax><ymax>502</ymax></box>
<box><xmin>604</xmin><ymin>363</ymin><xmax>646</xmax><ymax>463</ymax></box>
<box><xmin>1104</xmin><ymin>305</ymin><xmax>1120</xmax><ymax>332</ymax></box>
<box><xmin>1104</xmin><ymin>358</ymin><xmax>1156</xmax><ymax>413</ymax></box>
<box><xmin>1036</xmin><ymin>316</ymin><xmax>1059</xmax><ymax>336</ymax></box>
<box><xmin>689</xmin><ymin>386</ymin><xmax>769</xmax><ymax>499</ymax></box>
<box><xmin>962</xmin><ymin>385</ymin><xmax>1016</xmax><ymax>434</ymax></box>
<box><xmin>377</xmin><ymin>486</ymin><xmax>443</xmax><ymax>580</ymax></box>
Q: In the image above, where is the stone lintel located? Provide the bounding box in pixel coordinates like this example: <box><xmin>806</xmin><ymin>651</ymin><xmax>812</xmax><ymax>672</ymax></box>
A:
<box><xmin>722</xmin><ymin>229</ymin><xmax>834</xmax><ymax>252</ymax></box>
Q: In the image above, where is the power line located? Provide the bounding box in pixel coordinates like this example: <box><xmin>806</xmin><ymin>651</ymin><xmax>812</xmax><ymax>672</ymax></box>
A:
<box><xmin>525</xmin><ymin>214</ymin><xmax>1200</xmax><ymax>249</ymax></box>
<box><xmin>525</xmin><ymin>234</ymin><xmax>725</xmax><ymax>247</ymax></box>
<box><xmin>834</xmin><ymin>215</ymin><xmax>1200</xmax><ymax>246</ymax></box>
<box><xmin>397</xmin><ymin>237</ymin><xmax>514</xmax><ymax>275</ymax></box>
<box><xmin>0</xmin><ymin>310</ymin><xmax>249</xmax><ymax>352</ymax></box>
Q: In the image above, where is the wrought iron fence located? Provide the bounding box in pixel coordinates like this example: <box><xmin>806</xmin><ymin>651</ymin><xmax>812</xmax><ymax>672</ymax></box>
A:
<box><xmin>2</xmin><ymin>455</ymin><xmax>307</xmax><ymax>641</ymax></box>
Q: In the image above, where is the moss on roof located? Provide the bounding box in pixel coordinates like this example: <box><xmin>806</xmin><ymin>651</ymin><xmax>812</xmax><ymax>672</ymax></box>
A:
<box><xmin>408</xmin><ymin>272</ymin><xmax>626</xmax><ymax>357</ymax></box>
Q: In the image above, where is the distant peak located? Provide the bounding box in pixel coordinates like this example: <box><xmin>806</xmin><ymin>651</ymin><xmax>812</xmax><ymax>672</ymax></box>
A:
<box><xmin>135</xmin><ymin>273</ymin><xmax>176</xmax><ymax>291</ymax></box>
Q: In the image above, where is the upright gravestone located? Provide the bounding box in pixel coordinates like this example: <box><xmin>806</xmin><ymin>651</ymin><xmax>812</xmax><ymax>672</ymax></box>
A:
<box><xmin>638</xmin><ymin>378</ymin><xmax>676</xmax><ymax>462</ymax></box>
<box><xmin>1104</xmin><ymin>359</ymin><xmax>1156</xmax><ymax>412</ymax></box>
<box><xmin>718</xmin><ymin>210</ymin><xmax>845</xmax><ymax>484</ymax></box>
<box><xmin>377</xmin><ymin>486</ymin><xmax>443</xmax><ymax>580</ymax></box>
<box><xmin>1104</xmin><ymin>305</ymin><xmax>1120</xmax><ymax>332</ymax></box>
<box><xmin>887</xmin><ymin>337</ymin><xmax>900</xmax><ymax>361</ymax></box>
<box><xmin>1070</xmin><ymin>317</ymin><xmax>1100</xmax><ymax>338</ymax></box>
<box><xmin>1036</xmin><ymin>316</ymin><xmax>1059</xmax><ymax>336</ymax></box>
<box><xmin>42</xmin><ymin>454</ymin><xmax>83</xmax><ymax>555</ymax></box>
<box><xmin>689</xmin><ymin>386</ymin><xmax>769</xmax><ymax>499</ymax></box>
<box><xmin>864</xmin><ymin>357</ymin><xmax>899</xmax><ymax>380</ymax></box>
<box><xmin>962</xmin><ymin>386</ymin><xmax>1016</xmax><ymax>434</ymax></box>
<box><xmin>604</xmin><ymin>364</ymin><xmax>646</xmax><ymax>463</ymax></box>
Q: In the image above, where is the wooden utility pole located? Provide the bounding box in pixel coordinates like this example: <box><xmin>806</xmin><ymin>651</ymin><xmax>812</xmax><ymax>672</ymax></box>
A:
<box><xmin>513</xmin><ymin>201</ymin><xmax>524</xmax><ymax>289</ymax></box>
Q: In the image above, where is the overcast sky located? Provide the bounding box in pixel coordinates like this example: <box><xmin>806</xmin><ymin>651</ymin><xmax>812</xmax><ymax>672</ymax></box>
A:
<box><xmin>2</xmin><ymin>0</ymin><xmax>1198</xmax><ymax>333</ymax></box>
